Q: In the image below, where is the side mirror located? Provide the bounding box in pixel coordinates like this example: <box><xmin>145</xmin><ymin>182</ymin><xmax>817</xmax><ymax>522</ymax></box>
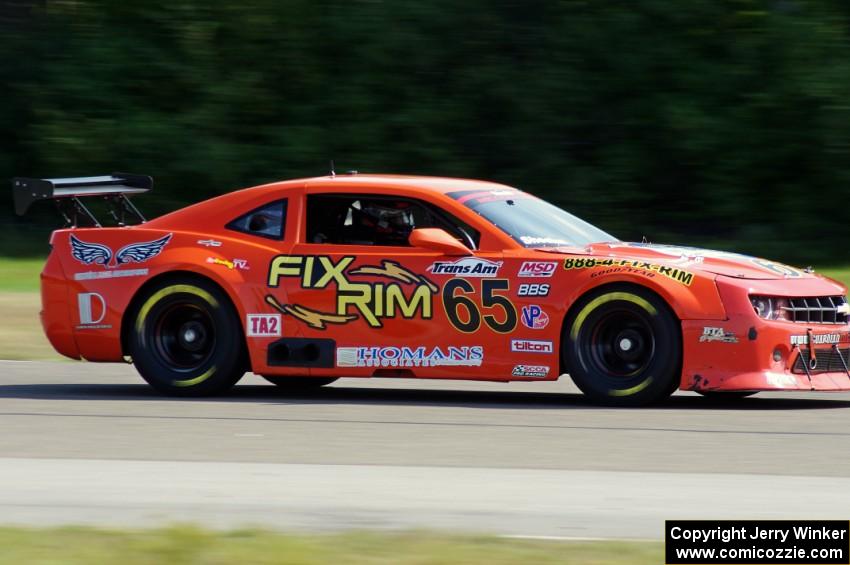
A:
<box><xmin>409</xmin><ymin>228</ymin><xmax>472</xmax><ymax>256</ymax></box>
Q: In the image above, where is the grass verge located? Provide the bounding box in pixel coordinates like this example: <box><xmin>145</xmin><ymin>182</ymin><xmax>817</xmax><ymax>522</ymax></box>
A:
<box><xmin>0</xmin><ymin>527</ymin><xmax>661</xmax><ymax>565</ymax></box>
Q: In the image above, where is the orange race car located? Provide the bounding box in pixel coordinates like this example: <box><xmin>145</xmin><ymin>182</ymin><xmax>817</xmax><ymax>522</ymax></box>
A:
<box><xmin>12</xmin><ymin>172</ymin><xmax>850</xmax><ymax>405</ymax></box>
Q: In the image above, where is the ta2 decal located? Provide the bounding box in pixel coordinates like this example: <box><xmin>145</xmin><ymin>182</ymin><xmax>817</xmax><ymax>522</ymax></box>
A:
<box><xmin>246</xmin><ymin>314</ymin><xmax>281</xmax><ymax>337</ymax></box>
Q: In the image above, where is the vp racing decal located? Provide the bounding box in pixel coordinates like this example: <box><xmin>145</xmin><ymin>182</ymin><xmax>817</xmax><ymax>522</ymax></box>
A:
<box><xmin>266</xmin><ymin>256</ymin><xmax>437</xmax><ymax>329</ymax></box>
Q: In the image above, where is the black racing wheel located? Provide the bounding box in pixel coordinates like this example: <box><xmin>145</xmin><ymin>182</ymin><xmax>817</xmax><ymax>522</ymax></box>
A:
<box><xmin>261</xmin><ymin>376</ymin><xmax>339</xmax><ymax>390</ymax></box>
<box><xmin>564</xmin><ymin>285</ymin><xmax>681</xmax><ymax>406</ymax></box>
<box><xmin>129</xmin><ymin>278</ymin><xmax>246</xmax><ymax>396</ymax></box>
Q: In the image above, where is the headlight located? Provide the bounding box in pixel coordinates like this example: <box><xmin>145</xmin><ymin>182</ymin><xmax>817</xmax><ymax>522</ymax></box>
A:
<box><xmin>750</xmin><ymin>296</ymin><xmax>790</xmax><ymax>321</ymax></box>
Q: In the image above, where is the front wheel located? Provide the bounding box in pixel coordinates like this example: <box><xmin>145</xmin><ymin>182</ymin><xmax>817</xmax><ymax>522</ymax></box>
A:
<box><xmin>129</xmin><ymin>278</ymin><xmax>246</xmax><ymax>396</ymax></box>
<box><xmin>564</xmin><ymin>285</ymin><xmax>681</xmax><ymax>406</ymax></box>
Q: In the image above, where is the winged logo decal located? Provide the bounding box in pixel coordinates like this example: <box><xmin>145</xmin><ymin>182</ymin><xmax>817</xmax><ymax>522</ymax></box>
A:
<box><xmin>70</xmin><ymin>235</ymin><xmax>113</xmax><ymax>266</ymax></box>
<box><xmin>115</xmin><ymin>235</ymin><xmax>172</xmax><ymax>265</ymax></box>
<box><xmin>69</xmin><ymin>233</ymin><xmax>172</xmax><ymax>268</ymax></box>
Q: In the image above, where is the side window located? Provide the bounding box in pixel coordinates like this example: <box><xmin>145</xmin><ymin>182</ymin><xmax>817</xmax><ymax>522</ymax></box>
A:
<box><xmin>227</xmin><ymin>199</ymin><xmax>287</xmax><ymax>240</ymax></box>
<box><xmin>306</xmin><ymin>194</ymin><xmax>479</xmax><ymax>248</ymax></box>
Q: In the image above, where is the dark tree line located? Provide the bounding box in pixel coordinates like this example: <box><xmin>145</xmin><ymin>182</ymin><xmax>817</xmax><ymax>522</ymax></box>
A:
<box><xmin>2</xmin><ymin>0</ymin><xmax>850</xmax><ymax>263</ymax></box>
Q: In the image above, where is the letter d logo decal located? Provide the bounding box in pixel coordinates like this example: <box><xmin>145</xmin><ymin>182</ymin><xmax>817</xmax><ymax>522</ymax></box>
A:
<box><xmin>78</xmin><ymin>292</ymin><xmax>106</xmax><ymax>325</ymax></box>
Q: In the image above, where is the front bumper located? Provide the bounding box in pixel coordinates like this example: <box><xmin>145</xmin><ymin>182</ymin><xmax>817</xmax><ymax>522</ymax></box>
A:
<box><xmin>680</xmin><ymin>277</ymin><xmax>850</xmax><ymax>392</ymax></box>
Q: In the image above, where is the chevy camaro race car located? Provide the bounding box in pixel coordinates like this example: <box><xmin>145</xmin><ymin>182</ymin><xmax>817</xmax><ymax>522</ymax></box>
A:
<box><xmin>12</xmin><ymin>172</ymin><xmax>850</xmax><ymax>405</ymax></box>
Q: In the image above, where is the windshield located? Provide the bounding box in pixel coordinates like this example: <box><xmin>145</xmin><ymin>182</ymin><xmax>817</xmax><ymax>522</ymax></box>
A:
<box><xmin>448</xmin><ymin>188</ymin><xmax>617</xmax><ymax>247</ymax></box>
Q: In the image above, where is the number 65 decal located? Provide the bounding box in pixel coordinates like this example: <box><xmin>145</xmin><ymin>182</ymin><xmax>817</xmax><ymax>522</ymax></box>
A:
<box><xmin>443</xmin><ymin>279</ymin><xmax>518</xmax><ymax>333</ymax></box>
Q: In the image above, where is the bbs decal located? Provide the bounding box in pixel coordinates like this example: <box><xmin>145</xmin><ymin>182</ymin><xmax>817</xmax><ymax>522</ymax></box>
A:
<box><xmin>518</xmin><ymin>283</ymin><xmax>550</xmax><ymax>297</ymax></box>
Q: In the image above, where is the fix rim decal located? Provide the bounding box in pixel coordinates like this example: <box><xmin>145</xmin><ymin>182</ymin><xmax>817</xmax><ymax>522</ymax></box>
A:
<box><xmin>563</xmin><ymin>257</ymin><xmax>694</xmax><ymax>286</ymax></box>
<box><xmin>266</xmin><ymin>256</ymin><xmax>438</xmax><ymax>329</ymax></box>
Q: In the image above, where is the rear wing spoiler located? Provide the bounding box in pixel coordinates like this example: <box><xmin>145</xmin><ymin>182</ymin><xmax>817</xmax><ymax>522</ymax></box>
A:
<box><xmin>12</xmin><ymin>173</ymin><xmax>152</xmax><ymax>227</ymax></box>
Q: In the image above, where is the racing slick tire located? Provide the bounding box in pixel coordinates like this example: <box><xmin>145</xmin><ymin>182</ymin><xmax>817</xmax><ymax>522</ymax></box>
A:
<box><xmin>564</xmin><ymin>285</ymin><xmax>681</xmax><ymax>406</ymax></box>
<box><xmin>129</xmin><ymin>278</ymin><xmax>246</xmax><ymax>396</ymax></box>
<box><xmin>261</xmin><ymin>376</ymin><xmax>339</xmax><ymax>389</ymax></box>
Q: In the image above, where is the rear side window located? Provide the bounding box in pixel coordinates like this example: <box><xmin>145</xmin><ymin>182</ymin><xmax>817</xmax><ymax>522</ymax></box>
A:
<box><xmin>227</xmin><ymin>199</ymin><xmax>287</xmax><ymax>240</ymax></box>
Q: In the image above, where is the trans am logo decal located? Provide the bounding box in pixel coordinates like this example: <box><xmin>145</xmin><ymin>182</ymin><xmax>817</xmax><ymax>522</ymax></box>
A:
<box><xmin>70</xmin><ymin>234</ymin><xmax>172</xmax><ymax>268</ymax></box>
<box><xmin>266</xmin><ymin>256</ymin><xmax>438</xmax><ymax>329</ymax></box>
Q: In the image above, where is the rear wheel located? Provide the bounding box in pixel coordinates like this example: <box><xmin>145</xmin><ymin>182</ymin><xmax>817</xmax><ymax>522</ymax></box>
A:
<box><xmin>129</xmin><ymin>278</ymin><xmax>246</xmax><ymax>396</ymax></box>
<box><xmin>564</xmin><ymin>285</ymin><xmax>681</xmax><ymax>406</ymax></box>
<box><xmin>262</xmin><ymin>376</ymin><xmax>339</xmax><ymax>390</ymax></box>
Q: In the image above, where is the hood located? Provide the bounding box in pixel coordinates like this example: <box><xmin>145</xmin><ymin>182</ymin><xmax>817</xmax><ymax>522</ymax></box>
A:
<box><xmin>543</xmin><ymin>242</ymin><xmax>814</xmax><ymax>280</ymax></box>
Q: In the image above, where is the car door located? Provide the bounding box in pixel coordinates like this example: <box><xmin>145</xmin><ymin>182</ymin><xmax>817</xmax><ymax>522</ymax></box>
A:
<box><xmin>268</xmin><ymin>189</ymin><xmax>513</xmax><ymax>378</ymax></box>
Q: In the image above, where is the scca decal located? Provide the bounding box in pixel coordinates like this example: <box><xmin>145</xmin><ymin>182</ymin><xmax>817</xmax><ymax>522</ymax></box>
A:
<box><xmin>563</xmin><ymin>257</ymin><xmax>694</xmax><ymax>286</ymax></box>
<box><xmin>266</xmin><ymin>256</ymin><xmax>437</xmax><ymax>329</ymax></box>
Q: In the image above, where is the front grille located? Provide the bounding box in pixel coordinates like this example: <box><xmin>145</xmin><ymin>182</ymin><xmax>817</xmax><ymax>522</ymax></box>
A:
<box><xmin>793</xmin><ymin>347</ymin><xmax>850</xmax><ymax>374</ymax></box>
<box><xmin>784</xmin><ymin>296</ymin><xmax>848</xmax><ymax>324</ymax></box>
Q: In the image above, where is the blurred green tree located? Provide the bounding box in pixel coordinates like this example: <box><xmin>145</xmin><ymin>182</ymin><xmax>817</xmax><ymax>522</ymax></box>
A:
<box><xmin>2</xmin><ymin>0</ymin><xmax>849</xmax><ymax>263</ymax></box>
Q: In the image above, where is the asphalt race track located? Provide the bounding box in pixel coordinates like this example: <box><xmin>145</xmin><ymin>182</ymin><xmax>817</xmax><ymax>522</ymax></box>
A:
<box><xmin>1</xmin><ymin>360</ymin><xmax>850</xmax><ymax>539</ymax></box>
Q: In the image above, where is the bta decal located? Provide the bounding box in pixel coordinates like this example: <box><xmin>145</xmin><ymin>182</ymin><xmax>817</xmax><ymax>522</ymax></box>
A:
<box><xmin>511</xmin><ymin>365</ymin><xmax>550</xmax><ymax>378</ymax></box>
<box><xmin>443</xmin><ymin>278</ymin><xmax>517</xmax><ymax>333</ymax></box>
<box><xmin>266</xmin><ymin>256</ymin><xmax>437</xmax><ymax>329</ymax></box>
<box><xmin>520</xmin><ymin>305</ymin><xmax>549</xmax><ymax>329</ymax></box>
<box><xmin>563</xmin><ymin>257</ymin><xmax>694</xmax><ymax>286</ymax></box>
<box><xmin>518</xmin><ymin>283</ymin><xmax>550</xmax><ymax>297</ymax></box>
<box><xmin>336</xmin><ymin>346</ymin><xmax>484</xmax><ymax>368</ymax></box>
<box><xmin>428</xmin><ymin>257</ymin><xmax>503</xmax><ymax>277</ymax></box>
<box><xmin>246</xmin><ymin>314</ymin><xmax>281</xmax><ymax>337</ymax></box>
<box><xmin>699</xmin><ymin>327</ymin><xmax>738</xmax><ymax>344</ymax></box>
<box><xmin>76</xmin><ymin>292</ymin><xmax>111</xmax><ymax>329</ymax></box>
<box><xmin>518</xmin><ymin>261</ymin><xmax>557</xmax><ymax>278</ymax></box>
<box><xmin>510</xmin><ymin>339</ymin><xmax>553</xmax><ymax>354</ymax></box>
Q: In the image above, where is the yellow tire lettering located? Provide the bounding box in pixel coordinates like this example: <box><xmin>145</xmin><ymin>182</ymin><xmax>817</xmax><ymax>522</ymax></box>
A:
<box><xmin>608</xmin><ymin>377</ymin><xmax>653</xmax><ymax>397</ymax></box>
<box><xmin>570</xmin><ymin>292</ymin><xmax>658</xmax><ymax>341</ymax></box>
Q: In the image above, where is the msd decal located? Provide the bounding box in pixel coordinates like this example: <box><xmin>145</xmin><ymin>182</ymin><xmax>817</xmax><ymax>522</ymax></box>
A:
<box><xmin>336</xmin><ymin>346</ymin><xmax>484</xmax><ymax>368</ymax></box>
<box><xmin>427</xmin><ymin>257</ymin><xmax>502</xmax><ymax>277</ymax></box>
<box><xmin>520</xmin><ymin>305</ymin><xmax>550</xmax><ymax>329</ymax></box>
<box><xmin>518</xmin><ymin>261</ymin><xmax>557</xmax><ymax>278</ymax></box>
<box><xmin>246</xmin><ymin>314</ymin><xmax>281</xmax><ymax>337</ymax></box>
<box><xmin>510</xmin><ymin>339</ymin><xmax>553</xmax><ymax>354</ymax></box>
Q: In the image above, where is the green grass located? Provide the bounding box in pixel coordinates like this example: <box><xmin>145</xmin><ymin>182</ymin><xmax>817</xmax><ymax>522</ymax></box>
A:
<box><xmin>0</xmin><ymin>257</ymin><xmax>43</xmax><ymax>292</ymax></box>
<box><xmin>0</xmin><ymin>527</ymin><xmax>661</xmax><ymax>565</ymax></box>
